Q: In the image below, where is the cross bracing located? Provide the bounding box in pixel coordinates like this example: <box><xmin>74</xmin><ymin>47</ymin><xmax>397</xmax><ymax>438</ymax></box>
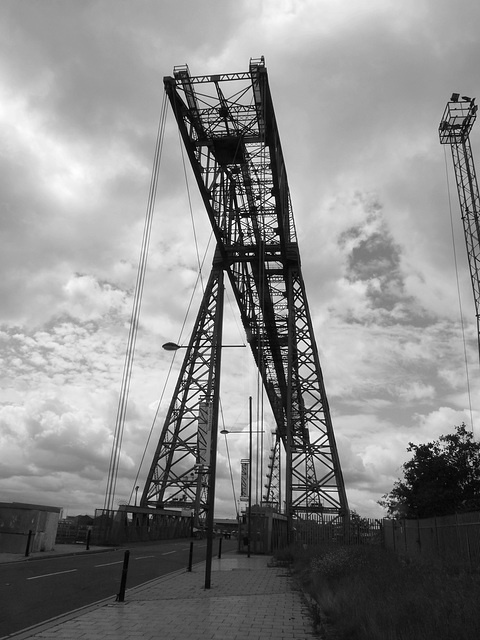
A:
<box><xmin>439</xmin><ymin>95</ymin><xmax>480</xmax><ymax>364</ymax></box>
<box><xmin>141</xmin><ymin>58</ymin><xmax>348</xmax><ymax>525</ymax></box>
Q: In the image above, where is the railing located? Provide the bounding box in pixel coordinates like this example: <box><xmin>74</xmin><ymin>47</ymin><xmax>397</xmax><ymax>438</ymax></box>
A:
<box><xmin>55</xmin><ymin>523</ymin><xmax>91</xmax><ymax>545</ymax></box>
<box><xmin>291</xmin><ymin>515</ymin><xmax>383</xmax><ymax>546</ymax></box>
<box><xmin>91</xmin><ymin>507</ymin><xmax>192</xmax><ymax>546</ymax></box>
<box><xmin>237</xmin><ymin>509</ymin><xmax>288</xmax><ymax>554</ymax></box>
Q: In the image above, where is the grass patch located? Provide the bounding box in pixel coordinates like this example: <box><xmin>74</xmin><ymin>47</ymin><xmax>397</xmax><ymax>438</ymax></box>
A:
<box><xmin>276</xmin><ymin>542</ymin><xmax>480</xmax><ymax>640</ymax></box>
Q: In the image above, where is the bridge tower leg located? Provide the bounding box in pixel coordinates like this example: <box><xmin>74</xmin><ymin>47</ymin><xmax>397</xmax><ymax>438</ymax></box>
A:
<box><xmin>140</xmin><ymin>266</ymin><xmax>224</xmax><ymax>528</ymax></box>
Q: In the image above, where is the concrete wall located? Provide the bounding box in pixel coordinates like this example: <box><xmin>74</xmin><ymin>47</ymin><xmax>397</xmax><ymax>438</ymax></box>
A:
<box><xmin>0</xmin><ymin>502</ymin><xmax>61</xmax><ymax>554</ymax></box>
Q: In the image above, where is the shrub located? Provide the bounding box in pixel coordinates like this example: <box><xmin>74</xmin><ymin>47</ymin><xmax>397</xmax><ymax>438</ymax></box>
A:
<box><xmin>276</xmin><ymin>542</ymin><xmax>480</xmax><ymax>640</ymax></box>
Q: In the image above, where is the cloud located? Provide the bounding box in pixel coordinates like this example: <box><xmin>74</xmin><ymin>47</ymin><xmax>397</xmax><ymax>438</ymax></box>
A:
<box><xmin>1</xmin><ymin>0</ymin><xmax>480</xmax><ymax>519</ymax></box>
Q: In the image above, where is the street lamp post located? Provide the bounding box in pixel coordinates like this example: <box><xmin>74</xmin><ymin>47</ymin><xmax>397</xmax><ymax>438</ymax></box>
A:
<box><xmin>161</xmin><ymin>339</ymin><xmax>246</xmax><ymax>587</ymax></box>
<box><xmin>221</xmin><ymin>397</ymin><xmax>265</xmax><ymax>558</ymax></box>
<box><xmin>248</xmin><ymin>396</ymin><xmax>252</xmax><ymax>557</ymax></box>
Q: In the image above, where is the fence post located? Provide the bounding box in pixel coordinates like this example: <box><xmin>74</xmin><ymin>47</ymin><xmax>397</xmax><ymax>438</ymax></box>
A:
<box><xmin>417</xmin><ymin>518</ymin><xmax>421</xmax><ymax>555</ymax></box>
<box><xmin>466</xmin><ymin>529</ymin><xmax>472</xmax><ymax>570</ymax></box>
<box><xmin>455</xmin><ymin>512</ymin><xmax>462</xmax><ymax>566</ymax></box>
<box><xmin>25</xmin><ymin>530</ymin><xmax>33</xmax><ymax>557</ymax></box>
<box><xmin>116</xmin><ymin>550</ymin><xmax>130</xmax><ymax>602</ymax></box>
<box><xmin>343</xmin><ymin>512</ymin><xmax>351</xmax><ymax>545</ymax></box>
<box><xmin>187</xmin><ymin>541</ymin><xmax>194</xmax><ymax>572</ymax></box>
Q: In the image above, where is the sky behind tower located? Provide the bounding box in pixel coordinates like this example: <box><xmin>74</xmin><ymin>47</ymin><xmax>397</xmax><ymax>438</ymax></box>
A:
<box><xmin>1</xmin><ymin>0</ymin><xmax>480</xmax><ymax>518</ymax></box>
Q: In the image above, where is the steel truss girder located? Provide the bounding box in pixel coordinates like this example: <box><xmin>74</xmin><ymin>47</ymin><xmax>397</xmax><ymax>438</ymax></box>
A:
<box><xmin>154</xmin><ymin>58</ymin><xmax>348</xmax><ymax>520</ymax></box>
<box><xmin>286</xmin><ymin>267</ymin><xmax>348</xmax><ymax>514</ymax></box>
<box><xmin>440</xmin><ymin>97</ymin><xmax>480</xmax><ymax>363</ymax></box>
<box><xmin>450</xmin><ymin>141</ymin><xmax>480</xmax><ymax>348</ymax></box>
<box><xmin>140</xmin><ymin>267</ymin><xmax>224</xmax><ymax>522</ymax></box>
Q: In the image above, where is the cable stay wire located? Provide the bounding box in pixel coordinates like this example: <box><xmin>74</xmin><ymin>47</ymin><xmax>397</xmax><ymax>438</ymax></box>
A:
<box><xmin>128</xmin><ymin>233</ymin><xmax>214</xmax><ymax>504</ymax></box>
<box><xmin>103</xmin><ymin>92</ymin><xmax>168</xmax><ymax>513</ymax></box>
<box><xmin>178</xmin><ymin>126</ymin><xmax>206</xmax><ymax>294</ymax></box>
<box><xmin>218</xmin><ymin>400</ymin><xmax>239</xmax><ymax>518</ymax></box>
<box><xmin>128</xmin><ymin>105</ymin><xmax>216</xmax><ymax>502</ymax></box>
<box><xmin>223</xmin><ymin>432</ymin><xmax>239</xmax><ymax>517</ymax></box>
<box><xmin>443</xmin><ymin>146</ymin><xmax>475</xmax><ymax>433</ymax></box>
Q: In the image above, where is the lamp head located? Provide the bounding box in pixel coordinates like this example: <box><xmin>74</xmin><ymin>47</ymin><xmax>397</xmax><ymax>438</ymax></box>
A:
<box><xmin>162</xmin><ymin>341</ymin><xmax>181</xmax><ymax>351</ymax></box>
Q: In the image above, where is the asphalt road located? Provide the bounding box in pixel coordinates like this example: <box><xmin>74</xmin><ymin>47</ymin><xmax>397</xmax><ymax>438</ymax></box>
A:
<box><xmin>0</xmin><ymin>537</ymin><xmax>239</xmax><ymax>638</ymax></box>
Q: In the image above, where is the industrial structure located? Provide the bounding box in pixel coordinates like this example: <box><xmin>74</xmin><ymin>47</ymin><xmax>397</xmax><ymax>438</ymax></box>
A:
<box><xmin>439</xmin><ymin>94</ymin><xmax>480</xmax><ymax>360</ymax></box>
<box><xmin>136</xmin><ymin>58</ymin><xmax>348</xmax><ymax>537</ymax></box>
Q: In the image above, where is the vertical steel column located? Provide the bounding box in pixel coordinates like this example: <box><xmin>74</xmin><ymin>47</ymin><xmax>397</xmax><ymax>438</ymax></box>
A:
<box><xmin>285</xmin><ymin>265</ymin><xmax>294</xmax><ymax>541</ymax></box>
<box><xmin>204</xmin><ymin>269</ymin><xmax>224</xmax><ymax>588</ymax></box>
<box><xmin>141</xmin><ymin>266</ymin><xmax>224</xmax><ymax>526</ymax></box>
<box><xmin>440</xmin><ymin>96</ymin><xmax>480</xmax><ymax>363</ymax></box>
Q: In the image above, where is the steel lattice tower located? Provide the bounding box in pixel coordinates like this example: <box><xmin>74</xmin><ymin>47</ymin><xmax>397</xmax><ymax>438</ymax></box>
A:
<box><xmin>141</xmin><ymin>58</ymin><xmax>349</xmax><ymax>528</ymax></box>
<box><xmin>439</xmin><ymin>94</ymin><xmax>480</xmax><ymax>362</ymax></box>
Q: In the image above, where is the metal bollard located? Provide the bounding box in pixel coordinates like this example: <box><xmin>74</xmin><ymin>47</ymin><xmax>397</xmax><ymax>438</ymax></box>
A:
<box><xmin>187</xmin><ymin>541</ymin><xmax>194</xmax><ymax>572</ymax></box>
<box><xmin>116</xmin><ymin>550</ymin><xmax>130</xmax><ymax>602</ymax></box>
<box><xmin>86</xmin><ymin>529</ymin><xmax>91</xmax><ymax>551</ymax></box>
<box><xmin>25</xmin><ymin>530</ymin><xmax>33</xmax><ymax>557</ymax></box>
<box><xmin>218</xmin><ymin>537</ymin><xmax>222</xmax><ymax>559</ymax></box>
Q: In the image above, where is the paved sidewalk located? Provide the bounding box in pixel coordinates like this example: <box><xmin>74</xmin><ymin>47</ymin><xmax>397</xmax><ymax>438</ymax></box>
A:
<box><xmin>6</xmin><ymin>554</ymin><xmax>320</xmax><ymax>640</ymax></box>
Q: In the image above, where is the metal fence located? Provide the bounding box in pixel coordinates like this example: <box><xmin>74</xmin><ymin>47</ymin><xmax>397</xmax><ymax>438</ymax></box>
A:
<box><xmin>90</xmin><ymin>507</ymin><xmax>192</xmax><ymax>546</ymax></box>
<box><xmin>56</xmin><ymin>522</ymin><xmax>91</xmax><ymax>545</ymax></box>
<box><xmin>383</xmin><ymin>511</ymin><xmax>480</xmax><ymax>569</ymax></box>
<box><xmin>292</xmin><ymin>515</ymin><xmax>383</xmax><ymax>546</ymax></box>
<box><xmin>237</xmin><ymin>508</ymin><xmax>288</xmax><ymax>553</ymax></box>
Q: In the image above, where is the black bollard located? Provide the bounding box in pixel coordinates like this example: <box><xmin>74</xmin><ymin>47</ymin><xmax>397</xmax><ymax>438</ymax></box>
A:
<box><xmin>116</xmin><ymin>550</ymin><xmax>130</xmax><ymax>602</ymax></box>
<box><xmin>187</xmin><ymin>541</ymin><xmax>194</xmax><ymax>572</ymax></box>
<box><xmin>86</xmin><ymin>529</ymin><xmax>91</xmax><ymax>551</ymax></box>
<box><xmin>25</xmin><ymin>530</ymin><xmax>33</xmax><ymax>557</ymax></box>
<box><xmin>218</xmin><ymin>537</ymin><xmax>222</xmax><ymax>559</ymax></box>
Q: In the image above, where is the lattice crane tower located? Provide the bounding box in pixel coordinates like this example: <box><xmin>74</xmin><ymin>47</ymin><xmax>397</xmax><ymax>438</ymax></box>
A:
<box><xmin>439</xmin><ymin>95</ymin><xmax>480</xmax><ymax>362</ymax></box>
<box><xmin>141</xmin><ymin>58</ymin><xmax>349</xmax><ymax>528</ymax></box>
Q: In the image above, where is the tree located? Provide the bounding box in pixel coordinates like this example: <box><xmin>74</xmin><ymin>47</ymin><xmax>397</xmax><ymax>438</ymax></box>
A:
<box><xmin>379</xmin><ymin>423</ymin><xmax>480</xmax><ymax>518</ymax></box>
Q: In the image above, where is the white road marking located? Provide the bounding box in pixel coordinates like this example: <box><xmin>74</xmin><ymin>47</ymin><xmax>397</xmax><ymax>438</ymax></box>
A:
<box><xmin>162</xmin><ymin>551</ymin><xmax>176</xmax><ymax>555</ymax></box>
<box><xmin>95</xmin><ymin>560</ymin><xmax>124</xmax><ymax>567</ymax></box>
<box><xmin>135</xmin><ymin>555</ymin><xmax>155</xmax><ymax>560</ymax></box>
<box><xmin>27</xmin><ymin>569</ymin><xmax>77</xmax><ymax>580</ymax></box>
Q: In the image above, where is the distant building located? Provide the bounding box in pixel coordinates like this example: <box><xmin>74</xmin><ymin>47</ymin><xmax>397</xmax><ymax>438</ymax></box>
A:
<box><xmin>56</xmin><ymin>514</ymin><xmax>94</xmax><ymax>544</ymax></box>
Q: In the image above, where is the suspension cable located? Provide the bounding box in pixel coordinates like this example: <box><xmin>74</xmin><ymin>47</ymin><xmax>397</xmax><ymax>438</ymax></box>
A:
<box><xmin>178</xmin><ymin>127</ymin><xmax>205</xmax><ymax>293</ymax></box>
<box><xmin>129</xmin><ymin>103</ymin><xmax>215</xmax><ymax>502</ymax></box>
<box><xmin>443</xmin><ymin>146</ymin><xmax>475</xmax><ymax>430</ymax></box>
<box><xmin>218</xmin><ymin>400</ymin><xmax>239</xmax><ymax>517</ymax></box>
<box><xmin>103</xmin><ymin>92</ymin><xmax>168</xmax><ymax>513</ymax></box>
<box><xmin>128</xmin><ymin>235</ymin><xmax>213</xmax><ymax>504</ymax></box>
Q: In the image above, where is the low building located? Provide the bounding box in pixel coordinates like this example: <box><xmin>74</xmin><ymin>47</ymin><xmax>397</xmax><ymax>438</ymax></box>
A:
<box><xmin>0</xmin><ymin>502</ymin><xmax>61</xmax><ymax>554</ymax></box>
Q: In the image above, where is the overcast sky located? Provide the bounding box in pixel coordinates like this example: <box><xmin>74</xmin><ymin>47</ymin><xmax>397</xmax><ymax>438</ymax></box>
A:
<box><xmin>1</xmin><ymin>0</ymin><xmax>480</xmax><ymax>519</ymax></box>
